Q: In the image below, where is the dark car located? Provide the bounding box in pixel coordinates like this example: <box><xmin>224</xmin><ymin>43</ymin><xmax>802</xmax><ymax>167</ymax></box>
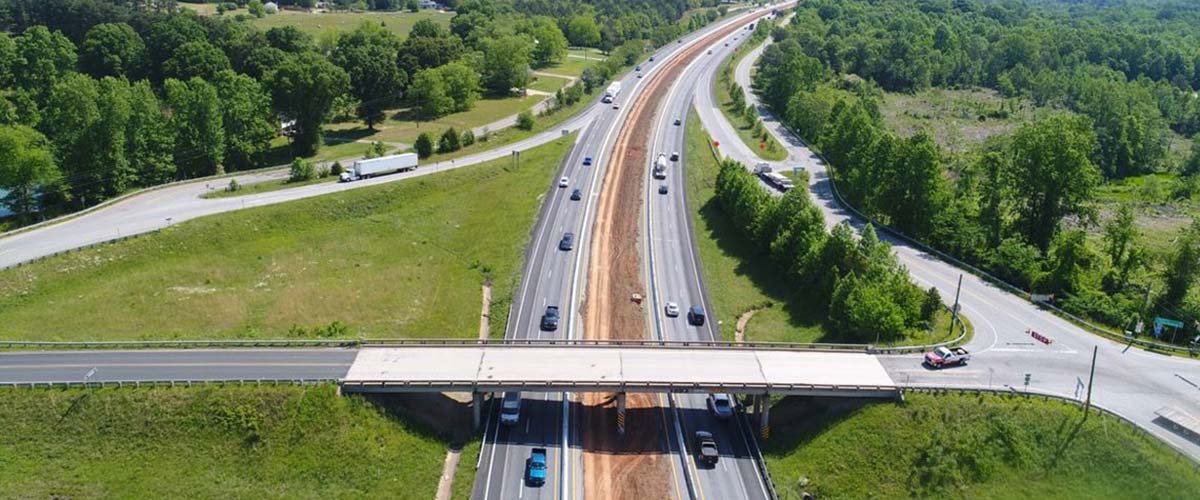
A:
<box><xmin>570</xmin><ymin>188</ymin><xmax>582</xmax><ymax>201</ymax></box>
<box><xmin>540</xmin><ymin>306</ymin><xmax>560</xmax><ymax>331</ymax></box>
<box><xmin>659</xmin><ymin>185</ymin><xmax>668</xmax><ymax>194</ymax></box>
<box><xmin>669</xmin><ymin>152</ymin><xmax>679</xmax><ymax>161</ymax></box>
<box><xmin>635</xmin><ymin>65</ymin><xmax>642</xmax><ymax>71</ymax></box>
<box><xmin>687</xmin><ymin>305</ymin><xmax>706</xmax><ymax>326</ymax></box>
<box><xmin>674</xmin><ymin>118</ymin><xmax>682</xmax><ymax>126</ymax></box>
<box><xmin>559</xmin><ymin>232</ymin><xmax>575</xmax><ymax>251</ymax></box>
<box><xmin>695</xmin><ymin>431</ymin><xmax>719</xmax><ymax>466</ymax></box>
<box><xmin>583</xmin><ymin>156</ymin><xmax>593</xmax><ymax>166</ymax></box>
<box><xmin>649</xmin><ymin>56</ymin><xmax>655</xmax><ymax>62</ymax></box>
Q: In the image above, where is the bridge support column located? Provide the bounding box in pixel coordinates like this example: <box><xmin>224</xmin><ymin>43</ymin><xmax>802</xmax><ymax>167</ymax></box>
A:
<box><xmin>472</xmin><ymin>391</ymin><xmax>484</xmax><ymax>430</ymax></box>
<box><xmin>616</xmin><ymin>392</ymin><xmax>627</xmax><ymax>436</ymax></box>
<box><xmin>758</xmin><ymin>395</ymin><xmax>770</xmax><ymax>439</ymax></box>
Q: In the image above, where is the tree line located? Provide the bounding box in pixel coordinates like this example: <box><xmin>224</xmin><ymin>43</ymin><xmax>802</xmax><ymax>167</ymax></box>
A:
<box><xmin>715</xmin><ymin>159</ymin><xmax>942</xmax><ymax>343</ymax></box>
<box><xmin>754</xmin><ymin>0</ymin><xmax>1200</xmax><ymax>341</ymax></box>
<box><xmin>0</xmin><ymin>0</ymin><xmax>725</xmax><ymax>222</ymax></box>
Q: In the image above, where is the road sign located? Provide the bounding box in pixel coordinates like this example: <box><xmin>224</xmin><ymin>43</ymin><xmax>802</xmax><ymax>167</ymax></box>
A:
<box><xmin>759</xmin><ymin>142</ymin><xmax>766</xmax><ymax>150</ymax></box>
<box><xmin>1154</xmin><ymin>322</ymin><xmax>1163</xmax><ymax>338</ymax></box>
<box><xmin>713</xmin><ymin>141</ymin><xmax>720</xmax><ymax>148</ymax></box>
<box><xmin>1156</xmin><ymin>317</ymin><xmax>1184</xmax><ymax>329</ymax></box>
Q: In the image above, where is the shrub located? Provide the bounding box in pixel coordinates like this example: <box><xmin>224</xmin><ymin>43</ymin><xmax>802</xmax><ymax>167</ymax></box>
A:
<box><xmin>438</xmin><ymin>127</ymin><xmax>461</xmax><ymax>153</ymax></box>
<box><xmin>227</xmin><ymin>178</ymin><xmax>241</xmax><ymax>192</ymax></box>
<box><xmin>516</xmin><ymin>111</ymin><xmax>535</xmax><ymax>131</ymax></box>
<box><xmin>461</xmin><ymin>129</ymin><xmax>476</xmax><ymax>147</ymax></box>
<box><xmin>414</xmin><ymin>132</ymin><xmax>434</xmax><ymax>158</ymax></box>
<box><xmin>288</xmin><ymin>158</ymin><xmax>315</xmax><ymax>183</ymax></box>
<box><xmin>330</xmin><ymin>161</ymin><xmax>345</xmax><ymax>176</ymax></box>
<box><xmin>317</xmin><ymin>164</ymin><xmax>331</xmax><ymax>178</ymax></box>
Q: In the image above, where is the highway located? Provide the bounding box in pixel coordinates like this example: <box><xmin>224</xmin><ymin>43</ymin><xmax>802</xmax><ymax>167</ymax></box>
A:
<box><xmin>701</xmin><ymin>25</ymin><xmax>1200</xmax><ymax>461</ymax></box>
<box><xmin>643</xmin><ymin>21</ymin><xmax>778</xmax><ymax>500</ymax></box>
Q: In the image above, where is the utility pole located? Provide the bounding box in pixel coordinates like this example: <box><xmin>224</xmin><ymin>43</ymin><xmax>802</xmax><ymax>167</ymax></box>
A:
<box><xmin>949</xmin><ymin>274</ymin><xmax>963</xmax><ymax>335</ymax></box>
<box><xmin>1085</xmin><ymin>345</ymin><xmax>1098</xmax><ymax>418</ymax></box>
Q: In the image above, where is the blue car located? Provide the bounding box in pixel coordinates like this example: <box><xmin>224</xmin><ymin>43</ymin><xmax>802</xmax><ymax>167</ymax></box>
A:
<box><xmin>526</xmin><ymin>448</ymin><xmax>548</xmax><ymax>487</ymax></box>
<box><xmin>583</xmin><ymin>156</ymin><xmax>593</xmax><ymax>166</ymax></box>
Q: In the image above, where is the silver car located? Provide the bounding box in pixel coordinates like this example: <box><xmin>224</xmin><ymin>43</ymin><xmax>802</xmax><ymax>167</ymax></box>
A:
<box><xmin>707</xmin><ymin>393</ymin><xmax>734</xmax><ymax>420</ymax></box>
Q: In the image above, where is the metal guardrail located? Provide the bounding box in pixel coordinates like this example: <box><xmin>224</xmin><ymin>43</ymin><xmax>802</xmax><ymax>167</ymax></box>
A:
<box><xmin>902</xmin><ymin>385</ymin><xmax>1200</xmax><ymax>468</ymax></box>
<box><xmin>0</xmin><ymin>378</ymin><xmax>334</xmax><ymax>389</ymax></box>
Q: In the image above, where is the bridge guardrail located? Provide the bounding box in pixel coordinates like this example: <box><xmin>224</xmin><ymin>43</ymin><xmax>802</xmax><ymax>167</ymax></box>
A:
<box><xmin>902</xmin><ymin>385</ymin><xmax>1200</xmax><ymax>468</ymax></box>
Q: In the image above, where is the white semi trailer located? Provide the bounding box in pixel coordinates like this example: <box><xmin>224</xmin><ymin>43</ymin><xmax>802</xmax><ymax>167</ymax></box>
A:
<box><xmin>602</xmin><ymin>82</ymin><xmax>622</xmax><ymax>103</ymax></box>
<box><xmin>339</xmin><ymin>153</ymin><xmax>418</xmax><ymax>182</ymax></box>
<box><xmin>653</xmin><ymin>153</ymin><xmax>668</xmax><ymax>179</ymax></box>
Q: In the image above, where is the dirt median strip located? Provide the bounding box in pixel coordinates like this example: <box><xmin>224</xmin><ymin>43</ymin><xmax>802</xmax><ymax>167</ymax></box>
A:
<box><xmin>580</xmin><ymin>10</ymin><xmax>772</xmax><ymax>499</ymax></box>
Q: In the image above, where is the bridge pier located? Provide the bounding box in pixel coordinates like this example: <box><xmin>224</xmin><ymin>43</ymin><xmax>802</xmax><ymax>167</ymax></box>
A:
<box><xmin>616</xmin><ymin>392</ymin><xmax>627</xmax><ymax>436</ymax></box>
<box><xmin>759</xmin><ymin>395</ymin><xmax>770</xmax><ymax>439</ymax></box>
<box><xmin>472</xmin><ymin>391</ymin><xmax>484</xmax><ymax>430</ymax></box>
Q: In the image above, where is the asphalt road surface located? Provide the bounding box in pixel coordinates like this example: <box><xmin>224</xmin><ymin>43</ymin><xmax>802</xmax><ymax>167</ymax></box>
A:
<box><xmin>706</xmin><ymin>29</ymin><xmax>1200</xmax><ymax>461</ymax></box>
<box><xmin>0</xmin><ymin>349</ymin><xmax>356</xmax><ymax>384</ymax></box>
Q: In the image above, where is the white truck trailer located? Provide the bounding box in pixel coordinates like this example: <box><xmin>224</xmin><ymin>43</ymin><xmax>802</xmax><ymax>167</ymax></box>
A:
<box><xmin>602</xmin><ymin>82</ymin><xmax>622</xmax><ymax>103</ymax></box>
<box><xmin>653</xmin><ymin>153</ymin><xmax>668</xmax><ymax>179</ymax></box>
<box><xmin>753</xmin><ymin>163</ymin><xmax>793</xmax><ymax>191</ymax></box>
<box><xmin>340</xmin><ymin>153</ymin><xmax>418</xmax><ymax>182</ymax></box>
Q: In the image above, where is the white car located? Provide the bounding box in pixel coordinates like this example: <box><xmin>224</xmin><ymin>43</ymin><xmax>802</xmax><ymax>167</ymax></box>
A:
<box><xmin>665</xmin><ymin>302</ymin><xmax>680</xmax><ymax>317</ymax></box>
<box><xmin>558</xmin><ymin>177</ymin><xmax>569</xmax><ymax>188</ymax></box>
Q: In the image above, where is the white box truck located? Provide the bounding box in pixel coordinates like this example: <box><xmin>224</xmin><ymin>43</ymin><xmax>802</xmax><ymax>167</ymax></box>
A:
<box><xmin>602</xmin><ymin>82</ymin><xmax>622</xmax><ymax>104</ymax></box>
<box><xmin>340</xmin><ymin>153</ymin><xmax>418</xmax><ymax>182</ymax></box>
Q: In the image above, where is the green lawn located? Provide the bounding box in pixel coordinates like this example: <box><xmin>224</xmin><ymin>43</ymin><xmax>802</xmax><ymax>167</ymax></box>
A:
<box><xmin>0</xmin><ymin>134</ymin><xmax>576</xmax><ymax>341</ymax></box>
<box><xmin>251</xmin><ymin>9</ymin><xmax>453</xmax><ymax>38</ymax></box>
<box><xmin>327</xmin><ymin>94</ymin><xmax>544</xmax><ymax>147</ymax></box>
<box><xmin>763</xmin><ymin>392</ymin><xmax>1200</xmax><ymax>499</ymax></box>
<box><xmin>545</xmin><ymin>56</ymin><xmax>595</xmax><ymax>79</ymax></box>
<box><xmin>528</xmin><ymin>74</ymin><xmax>571</xmax><ymax>94</ymax></box>
<box><xmin>202</xmin><ymin>174</ymin><xmax>337</xmax><ymax>199</ymax></box>
<box><xmin>715</xmin><ymin>40</ymin><xmax>788</xmax><ymax>161</ymax></box>
<box><xmin>0</xmin><ymin>385</ymin><xmax>455</xmax><ymax>499</ymax></box>
<box><xmin>685</xmin><ymin>110</ymin><xmax>963</xmax><ymax>346</ymax></box>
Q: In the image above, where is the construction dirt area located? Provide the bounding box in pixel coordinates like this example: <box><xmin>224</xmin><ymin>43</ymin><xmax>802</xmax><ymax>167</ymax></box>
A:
<box><xmin>579</xmin><ymin>11</ymin><xmax>770</xmax><ymax>499</ymax></box>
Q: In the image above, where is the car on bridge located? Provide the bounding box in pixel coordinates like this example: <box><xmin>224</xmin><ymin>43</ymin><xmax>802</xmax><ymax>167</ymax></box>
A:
<box><xmin>707</xmin><ymin>393</ymin><xmax>735</xmax><ymax>420</ymax></box>
<box><xmin>695</xmin><ymin>431</ymin><xmax>719</xmax><ymax>467</ymax></box>
<box><xmin>525</xmin><ymin>447</ymin><xmax>548</xmax><ymax>487</ymax></box>
<box><xmin>541</xmin><ymin>306</ymin><xmax>560</xmax><ymax>331</ymax></box>
<box><xmin>924</xmin><ymin>347</ymin><xmax>970</xmax><ymax>368</ymax></box>
<box><xmin>688</xmin><ymin>306</ymin><xmax>706</xmax><ymax>326</ymax></box>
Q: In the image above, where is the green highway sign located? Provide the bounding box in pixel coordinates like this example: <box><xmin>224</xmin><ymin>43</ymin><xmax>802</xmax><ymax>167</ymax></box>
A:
<box><xmin>1156</xmin><ymin>317</ymin><xmax>1184</xmax><ymax>329</ymax></box>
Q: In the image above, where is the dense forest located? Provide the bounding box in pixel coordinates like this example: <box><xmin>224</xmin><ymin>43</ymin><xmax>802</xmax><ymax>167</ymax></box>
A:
<box><xmin>753</xmin><ymin>0</ymin><xmax>1200</xmax><ymax>342</ymax></box>
<box><xmin>0</xmin><ymin>0</ymin><xmax>729</xmax><ymax>221</ymax></box>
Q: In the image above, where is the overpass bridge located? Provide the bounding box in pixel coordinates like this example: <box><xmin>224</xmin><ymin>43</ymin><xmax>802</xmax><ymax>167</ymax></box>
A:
<box><xmin>340</xmin><ymin>341</ymin><xmax>899</xmax><ymax>434</ymax></box>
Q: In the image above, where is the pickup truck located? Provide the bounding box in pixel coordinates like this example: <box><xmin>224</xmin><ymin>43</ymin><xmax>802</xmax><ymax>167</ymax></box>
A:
<box><xmin>924</xmin><ymin>346</ymin><xmax>970</xmax><ymax>368</ymax></box>
<box><xmin>525</xmin><ymin>448</ymin><xmax>548</xmax><ymax>487</ymax></box>
<box><xmin>695</xmin><ymin>431</ymin><xmax>719</xmax><ymax>466</ymax></box>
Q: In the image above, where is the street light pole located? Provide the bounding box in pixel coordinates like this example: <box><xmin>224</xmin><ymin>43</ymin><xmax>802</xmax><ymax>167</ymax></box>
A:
<box><xmin>1085</xmin><ymin>345</ymin><xmax>1098</xmax><ymax>418</ymax></box>
<box><xmin>948</xmin><ymin>274</ymin><xmax>963</xmax><ymax>335</ymax></box>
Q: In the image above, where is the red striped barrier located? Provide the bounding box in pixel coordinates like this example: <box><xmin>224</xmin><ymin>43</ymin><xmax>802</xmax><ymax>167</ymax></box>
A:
<box><xmin>1027</xmin><ymin>329</ymin><xmax>1053</xmax><ymax>345</ymax></box>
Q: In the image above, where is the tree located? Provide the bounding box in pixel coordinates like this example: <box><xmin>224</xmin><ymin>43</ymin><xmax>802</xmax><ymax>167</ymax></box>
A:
<box><xmin>164</xmin><ymin>41</ymin><xmax>231</xmax><ymax>81</ymax></box>
<box><xmin>1102</xmin><ymin>205</ymin><xmax>1142</xmax><ymax>290</ymax></box>
<box><xmin>213</xmin><ymin>70</ymin><xmax>276</xmax><ymax>170</ymax></box>
<box><xmin>265</xmin><ymin>26</ymin><xmax>314</xmax><ymax>53</ymax></box>
<box><xmin>461</xmin><ymin>129</ymin><xmax>475</xmax><ymax>147</ymax></box>
<box><xmin>0</xmin><ymin>125</ymin><xmax>61</xmax><ymax>220</ymax></box>
<box><xmin>1158</xmin><ymin>219</ymin><xmax>1200</xmax><ymax>315</ymax></box>
<box><xmin>248</xmin><ymin>0</ymin><xmax>266</xmax><ymax>18</ymax></box>
<box><xmin>827</xmin><ymin>274</ymin><xmax>908</xmax><ymax>343</ymax></box>
<box><xmin>439</xmin><ymin>62</ymin><xmax>480</xmax><ymax>112</ymax></box>
<box><xmin>406</xmin><ymin>0</ymin><xmax>419</xmax><ymax>13</ymax></box>
<box><xmin>331</xmin><ymin>21</ymin><xmax>406</xmax><ymax>129</ymax></box>
<box><xmin>481</xmin><ymin>35</ymin><xmax>532</xmax><ymax>95</ymax></box>
<box><xmin>143</xmin><ymin>14</ymin><xmax>208</xmax><ymax>74</ymax></box>
<box><xmin>267</xmin><ymin>52</ymin><xmax>350</xmax><ymax>156</ymax></box>
<box><xmin>414</xmin><ymin>132</ymin><xmax>434</xmax><ymax>158</ymax></box>
<box><xmin>438</xmin><ymin>127</ymin><xmax>460</xmax><ymax>153</ymax></box>
<box><xmin>886</xmin><ymin>132</ymin><xmax>950</xmax><ymax>237</ymax></box>
<box><xmin>397</xmin><ymin>20</ymin><xmax>465</xmax><ymax>75</ymax></box>
<box><xmin>14</xmin><ymin>26</ymin><xmax>77</xmax><ymax>100</ymax></box>
<box><xmin>0</xmin><ymin>35</ymin><xmax>15</xmax><ymax>88</ymax></box>
<box><xmin>1185</xmin><ymin>134</ymin><xmax>1200</xmax><ymax>176</ymax></box>
<box><xmin>516</xmin><ymin>110</ymin><xmax>535</xmax><ymax>131</ymax></box>
<box><xmin>126</xmin><ymin>80</ymin><xmax>176</xmax><ymax>185</ymax></box>
<box><xmin>1009</xmin><ymin>115</ymin><xmax>1100</xmax><ymax>252</ymax></box>
<box><xmin>566</xmin><ymin>15</ymin><xmax>601</xmax><ymax>47</ymax></box>
<box><xmin>1043</xmin><ymin>230</ymin><xmax>1095</xmax><ymax>295</ymax></box>
<box><xmin>520</xmin><ymin>16</ymin><xmax>568</xmax><ymax>68</ymax></box>
<box><xmin>165</xmin><ymin>77</ymin><xmax>225</xmax><ymax>178</ymax></box>
<box><xmin>80</xmin><ymin>23</ymin><xmax>146</xmax><ymax>79</ymax></box>
<box><xmin>409</xmin><ymin>68</ymin><xmax>453</xmax><ymax>118</ymax></box>
<box><xmin>288</xmin><ymin>158</ymin><xmax>315</xmax><ymax>182</ymax></box>
<box><xmin>580</xmin><ymin>67</ymin><xmax>603</xmax><ymax>94</ymax></box>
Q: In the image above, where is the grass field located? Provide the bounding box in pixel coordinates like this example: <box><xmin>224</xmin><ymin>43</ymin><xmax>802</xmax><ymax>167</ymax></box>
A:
<box><xmin>715</xmin><ymin>41</ymin><xmax>787</xmax><ymax>161</ymax></box>
<box><xmin>880</xmin><ymin>87</ymin><xmax>1045</xmax><ymax>154</ymax></box>
<box><xmin>685</xmin><ymin>110</ymin><xmax>964</xmax><ymax>345</ymax></box>
<box><xmin>0</xmin><ymin>134</ymin><xmax>575</xmax><ymax>341</ymax></box>
<box><xmin>252</xmin><ymin>9</ymin><xmax>452</xmax><ymax>38</ymax></box>
<box><xmin>202</xmin><ymin>173</ymin><xmax>336</xmax><ymax>199</ymax></box>
<box><xmin>763</xmin><ymin>392</ymin><xmax>1200</xmax><ymax>499</ymax></box>
<box><xmin>0</xmin><ymin>385</ymin><xmax>456</xmax><ymax>499</ymax></box>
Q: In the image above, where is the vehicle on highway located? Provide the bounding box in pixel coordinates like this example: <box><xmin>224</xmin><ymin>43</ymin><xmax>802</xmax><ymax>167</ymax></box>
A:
<box><xmin>653</xmin><ymin>153</ymin><xmax>668</xmax><ymax>179</ymax></box>
<box><xmin>707</xmin><ymin>393</ymin><xmax>734</xmax><ymax>420</ymax></box>
<box><xmin>612</xmin><ymin>103</ymin><xmax>620</xmax><ymax>109</ymax></box>
<box><xmin>559</xmin><ymin>232</ymin><xmax>575</xmax><ymax>251</ymax></box>
<box><xmin>339</xmin><ymin>153</ymin><xmax>418</xmax><ymax>182</ymax></box>
<box><xmin>674</xmin><ymin>118</ymin><xmax>682</xmax><ymax>126</ymax></box>
<box><xmin>665</xmin><ymin>302</ymin><xmax>680</xmax><ymax>317</ymax></box>
<box><xmin>635</xmin><ymin>65</ymin><xmax>642</xmax><ymax>71</ymax></box>
<box><xmin>637</xmin><ymin>73</ymin><xmax>643</xmax><ymax>78</ymax></box>
<box><xmin>688</xmin><ymin>306</ymin><xmax>706</xmax><ymax>326</ymax></box>
<box><xmin>602</xmin><ymin>82</ymin><xmax>622</xmax><ymax>103</ymax></box>
<box><xmin>695</xmin><ymin>431</ymin><xmax>719</xmax><ymax>466</ymax></box>
<box><xmin>558</xmin><ymin>176</ymin><xmax>569</xmax><ymax>188</ymax></box>
<box><xmin>541</xmin><ymin>306</ymin><xmax>560</xmax><ymax>331</ymax></box>
<box><xmin>583</xmin><ymin>156</ymin><xmax>593</xmax><ymax>166</ymax></box>
<box><xmin>658</xmin><ymin>185</ymin><xmax>668</xmax><ymax>194</ymax></box>
<box><xmin>924</xmin><ymin>347</ymin><xmax>970</xmax><ymax>368</ymax></box>
<box><xmin>754</xmin><ymin>163</ymin><xmax>794</xmax><ymax>191</ymax></box>
<box><xmin>525</xmin><ymin>448</ymin><xmax>548</xmax><ymax>487</ymax></box>
<box><xmin>500</xmin><ymin>391</ymin><xmax>522</xmax><ymax>425</ymax></box>
<box><xmin>707</xmin><ymin>49</ymin><xmax>713</xmax><ymax>55</ymax></box>
<box><xmin>570</xmin><ymin>188</ymin><xmax>582</xmax><ymax>200</ymax></box>
<box><xmin>669</xmin><ymin>151</ymin><xmax>679</xmax><ymax>161</ymax></box>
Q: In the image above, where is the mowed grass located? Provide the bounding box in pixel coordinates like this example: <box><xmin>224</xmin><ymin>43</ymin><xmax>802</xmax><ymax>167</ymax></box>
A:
<box><xmin>251</xmin><ymin>9</ymin><xmax>453</xmax><ymax>38</ymax></box>
<box><xmin>0</xmin><ymin>385</ymin><xmax>454</xmax><ymax>499</ymax></box>
<box><xmin>763</xmin><ymin>393</ymin><xmax>1200</xmax><ymax>499</ymax></box>
<box><xmin>880</xmin><ymin>87</ymin><xmax>1046</xmax><ymax>154</ymax></box>
<box><xmin>715</xmin><ymin>41</ymin><xmax>788</xmax><ymax>161</ymax></box>
<box><xmin>0</xmin><ymin>134</ymin><xmax>576</xmax><ymax>341</ymax></box>
<box><xmin>328</xmin><ymin>94</ymin><xmax>544</xmax><ymax>146</ymax></box>
<box><xmin>685</xmin><ymin>110</ymin><xmax>965</xmax><ymax>346</ymax></box>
